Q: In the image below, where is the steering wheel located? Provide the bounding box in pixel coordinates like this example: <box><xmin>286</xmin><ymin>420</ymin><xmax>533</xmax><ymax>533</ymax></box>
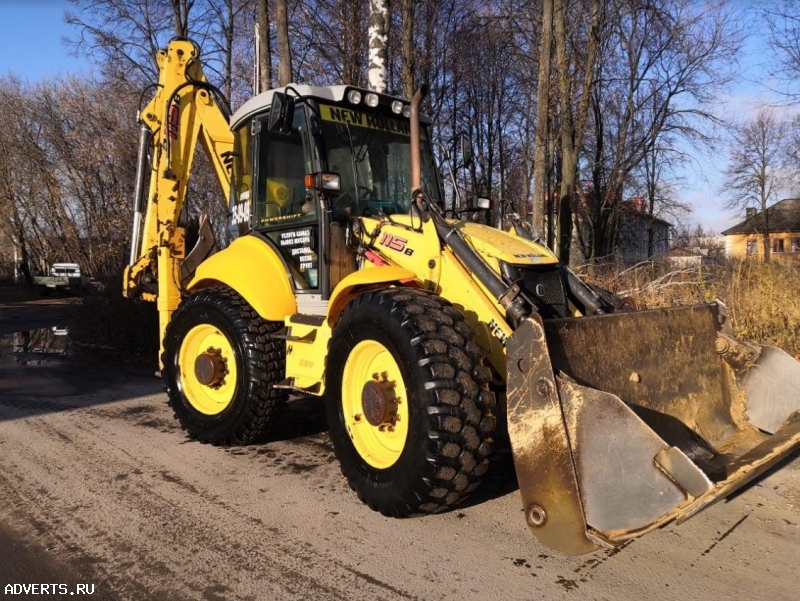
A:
<box><xmin>337</xmin><ymin>185</ymin><xmax>373</xmax><ymax>203</ymax></box>
<box><xmin>335</xmin><ymin>185</ymin><xmax>374</xmax><ymax>216</ymax></box>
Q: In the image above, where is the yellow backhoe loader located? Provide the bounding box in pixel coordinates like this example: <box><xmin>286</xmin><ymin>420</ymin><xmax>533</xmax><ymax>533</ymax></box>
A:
<box><xmin>125</xmin><ymin>39</ymin><xmax>800</xmax><ymax>555</ymax></box>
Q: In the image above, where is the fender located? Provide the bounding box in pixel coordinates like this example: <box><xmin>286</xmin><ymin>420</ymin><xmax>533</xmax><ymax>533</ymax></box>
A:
<box><xmin>327</xmin><ymin>266</ymin><xmax>418</xmax><ymax>323</ymax></box>
<box><xmin>188</xmin><ymin>235</ymin><xmax>297</xmax><ymax>321</ymax></box>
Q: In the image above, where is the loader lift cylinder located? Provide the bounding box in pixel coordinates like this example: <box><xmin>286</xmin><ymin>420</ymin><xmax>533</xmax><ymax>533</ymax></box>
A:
<box><xmin>129</xmin><ymin>121</ymin><xmax>153</xmax><ymax>266</ymax></box>
<box><xmin>409</xmin><ymin>85</ymin><xmax>529</xmax><ymax>327</ymax></box>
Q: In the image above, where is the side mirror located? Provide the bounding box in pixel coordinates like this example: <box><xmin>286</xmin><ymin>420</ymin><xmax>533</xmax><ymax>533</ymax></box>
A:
<box><xmin>460</xmin><ymin>134</ymin><xmax>474</xmax><ymax>168</ymax></box>
<box><xmin>477</xmin><ymin>197</ymin><xmax>491</xmax><ymax>210</ymax></box>
<box><xmin>268</xmin><ymin>91</ymin><xmax>295</xmax><ymax>134</ymax></box>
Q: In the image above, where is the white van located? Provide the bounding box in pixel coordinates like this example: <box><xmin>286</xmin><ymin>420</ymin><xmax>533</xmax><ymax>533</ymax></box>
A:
<box><xmin>50</xmin><ymin>263</ymin><xmax>82</xmax><ymax>278</ymax></box>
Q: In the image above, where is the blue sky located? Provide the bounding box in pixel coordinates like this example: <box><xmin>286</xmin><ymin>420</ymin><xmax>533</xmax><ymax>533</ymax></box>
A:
<box><xmin>0</xmin><ymin>2</ymin><xmax>89</xmax><ymax>79</ymax></box>
<box><xmin>0</xmin><ymin>1</ymin><xmax>790</xmax><ymax>234</ymax></box>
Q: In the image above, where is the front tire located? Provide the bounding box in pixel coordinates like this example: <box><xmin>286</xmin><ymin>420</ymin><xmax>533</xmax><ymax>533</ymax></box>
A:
<box><xmin>162</xmin><ymin>286</ymin><xmax>287</xmax><ymax>445</ymax></box>
<box><xmin>326</xmin><ymin>288</ymin><xmax>496</xmax><ymax>516</ymax></box>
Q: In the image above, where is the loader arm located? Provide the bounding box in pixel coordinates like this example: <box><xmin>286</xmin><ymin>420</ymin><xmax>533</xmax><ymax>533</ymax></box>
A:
<box><xmin>123</xmin><ymin>39</ymin><xmax>234</xmax><ymax>354</ymax></box>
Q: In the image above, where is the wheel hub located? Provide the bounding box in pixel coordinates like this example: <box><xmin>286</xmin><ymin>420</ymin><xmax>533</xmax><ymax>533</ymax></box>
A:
<box><xmin>361</xmin><ymin>373</ymin><xmax>399</xmax><ymax>427</ymax></box>
<box><xmin>194</xmin><ymin>347</ymin><xmax>227</xmax><ymax>387</ymax></box>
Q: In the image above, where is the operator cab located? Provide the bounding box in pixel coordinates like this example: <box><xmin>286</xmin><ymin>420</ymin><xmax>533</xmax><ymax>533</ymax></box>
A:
<box><xmin>227</xmin><ymin>85</ymin><xmax>441</xmax><ymax>305</ymax></box>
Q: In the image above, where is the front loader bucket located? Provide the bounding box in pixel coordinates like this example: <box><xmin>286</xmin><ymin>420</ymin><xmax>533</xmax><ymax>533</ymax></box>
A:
<box><xmin>505</xmin><ymin>304</ymin><xmax>800</xmax><ymax>556</ymax></box>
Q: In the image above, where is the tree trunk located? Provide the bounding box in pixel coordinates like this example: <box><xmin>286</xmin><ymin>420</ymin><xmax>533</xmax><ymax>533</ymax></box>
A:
<box><xmin>553</xmin><ymin>0</ymin><xmax>600</xmax><ymax>264</ymax></box>
<box><xmin>554</xmin><ymin>0</ymin><xmax>574</xmax><ymax>263</ymax></box>
<box><xmin>257</xmin><ymin>0</ymin><xmax>272</xmax><ymax>92</ymax></box>
<box><xmin>401</xmin><ymin>0</ymin><xmax>415</xmax><ymax>99</ymax></box>
<box><xmin>532</xmin><ymin>0</ymin><xmax>553</xmax><ymax>240</ymax></box>
<box><xmin>276</xmin><ymin>0</ymin><xmax>293</xmax><ymax>86</ymax></box>
<box><xmin>224</xmin><ymin>0</ymin><xmax>234</xmax><ymax>100</ymax></box>
<box><xmin>171</xmin><ymin>0</ymin><xmax>191</xmax><ymax>37</ymax></box>
<box><xmin>762</xmin><ymin>202</ymin><xmax>771</xmax><ymax>262</ymax></box>
<box><xmin>368</xmin><ymin>0</ymin><xmax>390</xmax><ymax>92</ymax></box>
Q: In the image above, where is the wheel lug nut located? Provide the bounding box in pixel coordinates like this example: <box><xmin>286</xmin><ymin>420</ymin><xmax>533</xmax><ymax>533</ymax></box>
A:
<box><xmin>354</xmin><ymin>413</ymin><xmax>362</xmax><ymax>422</ymax></box>
<box><xmin>381</xmin><ymin>371</ymin><xmax>388</xmax><ymax>380</ymax></box>
<box><xmin>372</xmin><ymin>372</ymin><xmax>379</xmax><ymax>380</ymax></box>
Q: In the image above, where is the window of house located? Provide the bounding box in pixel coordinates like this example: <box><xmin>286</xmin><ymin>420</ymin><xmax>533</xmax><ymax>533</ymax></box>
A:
<box><xmin>772</xmin><ymin>238</ymin><xmax>785</xmax><ymax>253</ymax></box>
<box><xmin>792</xmin><ymin>238</ymin><xmax>800</xmax><ymax>253</ymax></box>
<box><xmin>746</xmin><ymin>240</ymin><xmax>757</xmax><ymax>255</ymax></box>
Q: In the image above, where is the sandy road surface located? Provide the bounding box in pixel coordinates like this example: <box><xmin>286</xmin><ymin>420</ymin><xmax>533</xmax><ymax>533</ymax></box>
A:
<box><xmin>1</xmin><ymin>303</ymin><xmax>799</xmax><ymax>600</ymax></box>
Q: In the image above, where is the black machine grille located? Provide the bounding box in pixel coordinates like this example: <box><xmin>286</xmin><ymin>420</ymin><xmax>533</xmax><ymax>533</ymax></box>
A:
<box><xmin>516</xmin><ymin>266</ymin><xmax>569</xmax><ymax>318</ymax></box>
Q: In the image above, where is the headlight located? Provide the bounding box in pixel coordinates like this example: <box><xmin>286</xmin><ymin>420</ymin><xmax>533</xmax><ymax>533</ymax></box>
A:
<box><xmin>402</xmin><ymin>105</ymin><xmax>411</xmax><ymax>118</ymax></box>
<box><xmin>347</xmin><ymin>90</ymin><xmax>362</xmax><ymax>104</ymax></box>
<box><xmin>365</xmin><ymin>93</ymin><xmax>379</xmax><ymax>107</ymax></box>
<box><xmin>391</xmin><ymin>100</ymin><xmax>403</xmax><ymax>114</ymax></box>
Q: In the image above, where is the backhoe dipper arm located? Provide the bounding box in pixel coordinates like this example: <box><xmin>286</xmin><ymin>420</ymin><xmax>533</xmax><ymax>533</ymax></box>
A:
<box><xmin>123</xmin><ymin>39</ymin><xmax>234</xmax><ymax>355</ymax></box>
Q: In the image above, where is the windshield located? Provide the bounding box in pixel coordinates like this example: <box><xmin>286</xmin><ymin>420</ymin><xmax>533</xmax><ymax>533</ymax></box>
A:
<box><xmin>318</xmin><ymin>104</ymin><xmax>441</xmax><ymax>218</ymax></box>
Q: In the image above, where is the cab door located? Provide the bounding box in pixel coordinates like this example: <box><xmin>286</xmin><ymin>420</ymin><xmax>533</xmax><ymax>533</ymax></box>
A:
<box><xmin>252</xmin><ymin>107</ymin><xmax>320</xmax><ymax>291</ymax></box>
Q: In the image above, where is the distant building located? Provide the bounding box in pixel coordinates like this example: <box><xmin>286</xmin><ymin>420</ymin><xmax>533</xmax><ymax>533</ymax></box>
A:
<box><xmin>573</xmin><ymin>194</ymin><xmax>672</xmax><ymax>266</ymax></box>
<box><xmin>665</xmin><ymin>246</ymin><xmax>717</xmax><ymax>268</ymax></box>
<box><xmin>616</xmin><ymin>199</ymin><xmax>672</xmax><ymax>265</ymax></box>
<box><xmin>722</xmin><ymin>198</ymin><xmax>800</xmax><ymax>259</ymax></box>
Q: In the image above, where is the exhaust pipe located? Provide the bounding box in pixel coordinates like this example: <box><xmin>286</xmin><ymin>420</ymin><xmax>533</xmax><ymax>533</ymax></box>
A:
<box><xmin>409</xmin><ymin>84</ymin><xmax>428</xmax><ymax>207</ymax></box>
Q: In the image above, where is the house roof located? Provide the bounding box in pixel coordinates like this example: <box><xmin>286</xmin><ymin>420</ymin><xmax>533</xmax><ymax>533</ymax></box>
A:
<box><xmin>722</xmin><ymin>198</ymin><xmax>800</xmax><ymax>235</ymax></box>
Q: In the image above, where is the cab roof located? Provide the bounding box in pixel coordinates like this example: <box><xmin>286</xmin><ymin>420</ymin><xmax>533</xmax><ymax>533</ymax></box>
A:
<box><xmin>230</xmin><ymin>84</ymin><xmax>431</xmax><ymax>130</ymax></box>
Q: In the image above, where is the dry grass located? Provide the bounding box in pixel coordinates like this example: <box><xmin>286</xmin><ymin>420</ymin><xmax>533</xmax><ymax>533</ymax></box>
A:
<box><xmin>588</xmin><ymin>258</ymin><xmax>800</xmax><ymax>359</ymax></box>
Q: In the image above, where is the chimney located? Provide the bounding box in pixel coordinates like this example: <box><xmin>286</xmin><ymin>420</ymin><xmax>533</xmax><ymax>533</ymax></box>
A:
<box><xmin>745</xmin><ymin>207</ymin><xmax>757</xmax><ymax>219</ymax></box>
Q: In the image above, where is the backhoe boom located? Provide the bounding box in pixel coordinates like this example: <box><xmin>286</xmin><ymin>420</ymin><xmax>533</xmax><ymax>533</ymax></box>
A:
<box><xmin>124</xmin><ymin>39</ymin><xmax>234</xmax><ymax>359</ymax></box>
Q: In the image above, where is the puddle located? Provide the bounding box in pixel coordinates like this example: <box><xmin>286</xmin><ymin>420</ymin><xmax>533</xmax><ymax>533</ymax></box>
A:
<box><xmin>3</xmin><ymin>327</ymin><xmax>70</xmax><ymax>365</ymax></box>
<box><xmin>0</xmin><ymin>327</ymin><xmax>81</xmax><ymax>397</ymax></box>
<box><xmin>0</xmin><ymin>324</ymin><xmax>159</xmax><ymax>406</ymax></box>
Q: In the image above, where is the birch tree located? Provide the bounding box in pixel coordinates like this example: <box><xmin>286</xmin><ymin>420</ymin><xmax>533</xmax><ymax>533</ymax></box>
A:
<box><xmin>368</xmin><ymin>0</ymin><xmax>390</xmax><ymax>92</ymax></box>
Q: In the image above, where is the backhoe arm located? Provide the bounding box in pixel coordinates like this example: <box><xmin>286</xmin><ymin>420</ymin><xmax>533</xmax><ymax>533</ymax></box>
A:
<box><xmin>123</xmin><ymin>39</ymin><xmax>234</xmax><ymax>356</ymax></box>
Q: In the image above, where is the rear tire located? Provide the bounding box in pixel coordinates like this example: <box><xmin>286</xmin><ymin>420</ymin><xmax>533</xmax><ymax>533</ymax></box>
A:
<box><xmin>162</xmin><ymin>286</ymin><xmax>287</xmax><ymax>445</ymax></box>
<box><xmin>326</xmin><ymin>288</ymin><xmax>496</xmax><ymax>516</ymax></box>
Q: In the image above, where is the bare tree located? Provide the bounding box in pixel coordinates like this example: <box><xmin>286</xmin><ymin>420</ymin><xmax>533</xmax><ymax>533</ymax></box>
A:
<box><xmin>761</xmin><ymin>0</ymin><xmax>800</xmax><ymax>100</ymax></box>
<box><xmin>0</xmin><ymin>76</ymin><xmax>140</xmax><ymax>278</ymax></box>
<box><xmin>66</xmin><ymin>0</ymin><xmax>198</xmax><ymax>85</ymax></box>
<box><xmin>720</xmin><ymin>109</ymin><xmax>790</xmax><ymax>263</ymax></box>
<box><xmin>553</xmin><ymin>0</ymin><xmax>601</xmax><ymax>263</ymax></box>
<box><xmin>577</xmin><ymin>0</ymin><xmax>740</xmax><ymax>265</ymax></box>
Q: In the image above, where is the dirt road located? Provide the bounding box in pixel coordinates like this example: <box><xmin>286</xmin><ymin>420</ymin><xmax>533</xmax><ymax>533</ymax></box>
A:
<box><xmin>1</xmin><ymin>303</ymin><xmax>799</xmax><ymax>600</ymax></box>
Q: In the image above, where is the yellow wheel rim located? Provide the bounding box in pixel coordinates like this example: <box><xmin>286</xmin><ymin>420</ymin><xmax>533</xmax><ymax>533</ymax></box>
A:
<box><xmin>342</xmin><ymin>340</ymin><xmax>410</xmax><ymax>469</ymax></box>
<box><xmin>178</xmin><ymin>324</ymin><xmax>239</xmax><ymax>416</ymax></box>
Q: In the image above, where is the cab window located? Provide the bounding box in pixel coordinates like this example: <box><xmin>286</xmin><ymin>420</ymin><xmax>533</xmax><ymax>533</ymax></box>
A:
<box><xmin>255</xmin><ymin>108</ymin><xmax>314</xmax><ymax>226</ymax></box>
